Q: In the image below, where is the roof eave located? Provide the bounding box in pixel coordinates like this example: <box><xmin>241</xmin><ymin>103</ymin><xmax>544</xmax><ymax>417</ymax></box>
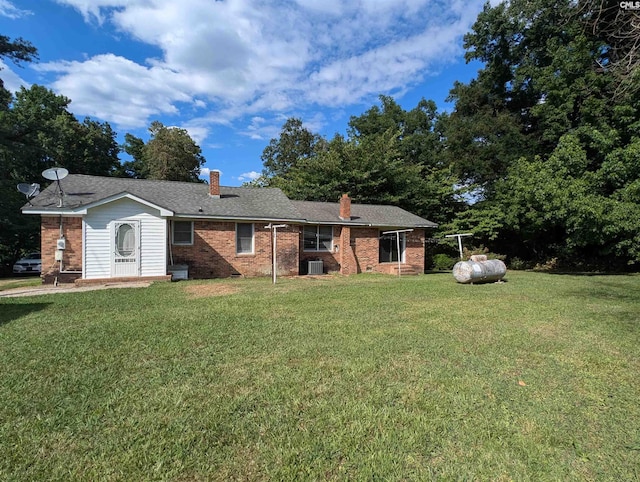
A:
<box><xmin>21</xmin><ymin>208</ymin><xmax>78</xmax><ymax>216</ymax></box>
<box><xmin>298</xmin><ymin>219</ymin><xmax>438</xmax><ymax>228</ymax></box>
<box><xmin>23</xmin><ymin>192</ymin><xmax>174</xmax><ymax>217</ymax></box>
<box><xmin>172</xmin><ymin>213</ymin><xmax>307</xmax><ymax>223</ymax></box>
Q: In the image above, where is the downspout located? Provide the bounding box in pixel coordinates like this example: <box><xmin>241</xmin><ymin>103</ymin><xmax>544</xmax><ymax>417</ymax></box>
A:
<box><xmin>168</xmin><ymin>219</ymin><xmax>174</xmax><ymax>266</ymax></box>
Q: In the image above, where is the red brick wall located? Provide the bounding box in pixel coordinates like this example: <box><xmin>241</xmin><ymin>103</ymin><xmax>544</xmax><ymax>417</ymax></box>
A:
<box><xmin>350</xmin><ymin>227</ymin><xmax>425</xmax><ymax>275</ymax></box>
<box><xmin>298</xmin><ymin>226</ymin><xmax>426</xmax><ymax>275</ymax></box>
<box><xmin>350</xmin><ymin>228</ymin><xmax>379</xmax><ymax>274</ymax></box>
<box><xmin>298</xmin><ymin>225</ymin><xmax>341</xmax><ymax>274</ymax></box>
<box><xmin>171</xmin><ymin>221</ymin><xmax>299</xmax><ymax>279</ymax></box>
<box><xmin>404</xmin><ymin>229</ymin><xmax>426</xmax><ymax>272</ymax></box>
<box><xmin>41</xmin><ymin>216</ymin><xmax>83</xmax><ymax>283</ymax></box>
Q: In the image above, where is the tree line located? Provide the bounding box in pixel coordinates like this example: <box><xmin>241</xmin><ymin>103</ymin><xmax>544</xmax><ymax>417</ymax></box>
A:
<box><xmin>2</xmin><ymin>0</ymin><xmax>639</xmax><ymax>271</ymax></box>
<box><xmin>255</xmin><ymin>0</ymin><xmax>640</xmax><ymax>269</ymax></box>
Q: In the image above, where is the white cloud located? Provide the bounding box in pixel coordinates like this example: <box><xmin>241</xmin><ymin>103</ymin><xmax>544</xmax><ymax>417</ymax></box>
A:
<box><xmin>0</xmin><ymin>61</ymin><xmax>29</xmax><ymax>91</ymax></box>
<box><xmin>52</xmin><ymin>0</ymin><xmax>129</xmax><ymax>23</ymax></box>
<box><xmin>240</xmin><ymin>115</ymin><xmax>289</xmax><ymax>141</ymax></box>
<box><xmin>199</xmin><ymin>167</ymin><xmax>211</xmax><ymax>177</ymax></box>
<box><xmin>237</xmin><ymin>171</ymin><xmax>261</xmax><ymax>182</ymax></box>
<box><xmin>36</xmin><ymin>54</ymin><xmax>192</xmax><ymax>128</ymax></box>
<box><xmin>306</xmin><ymin>22</ymin><xmax>468</xmax><ymax>106</ymax></box>
<box><xmin>0</xmin><ymin>0</ymin><xmax>32</xmax><ymax>18</ymax></box>
<box><xmin>47</xmin><ymin>0</ymin><xmax>488</xmax><ymax>138</ymax></box>
<box><xmin>294</xmin><ymin>0</ymin><xmax>343</xmax><ymax>15</ymax></box>
<box><xmin>181</xmin><ymin>124</ymin><xmax>210</xmax><ymax>146</ymax></box>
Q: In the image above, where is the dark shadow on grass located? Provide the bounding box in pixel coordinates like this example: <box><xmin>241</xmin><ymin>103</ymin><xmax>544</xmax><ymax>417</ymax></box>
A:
<box><xmin>564</xmin><ymin>279</ymin><xmax>640</xmax><ymax>314</ymax></box>
<box><xmin>542</xmin><ymin>271</ymin><xmax>638</xmax><ymax>277</ymax></box>
<box><xmin>0</xmin><ymin>302</ymin><xmax>51</xmax><ymax>326</ymax></box>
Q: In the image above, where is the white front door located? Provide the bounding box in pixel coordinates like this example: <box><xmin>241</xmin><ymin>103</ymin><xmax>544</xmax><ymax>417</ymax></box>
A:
<box><xmin>112</xmin><ymin>221</ymin><xmax>140</xmax><ymax>277</ymax></box>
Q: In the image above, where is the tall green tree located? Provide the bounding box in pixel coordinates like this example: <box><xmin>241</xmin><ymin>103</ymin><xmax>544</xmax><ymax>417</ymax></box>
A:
<box><xmin>258</xmin><ymin>117</ymin><xmax>327</xmax><ymax>184</ymax></box>
<box><xmin>0</xmin><ymin>84</ymin><xmax>120</xmax><ymax>270</ymax></box>
<box><xmin>6</xmin><ymin>85</ymin><xmax>120</xmax><ymax>179</ymax></box>
<box><xmin>347</xmin><ymin>96</ymin><xmax>461</xmax><ymax>223</ymax></box>
<box><xmin>115</xmin><ymin>133</ymin><xmax>148</xmax><ymax>178</ymax></box>
<box><xmin>443</xmin><ymin>0</ymin><xmax>640</xmax><ymax>266</ymax></box>
<box><xmin>0</xmin><ymin>36</ymin><xmax>39</xmax><ymax>271</ymax></box>
<box><xmin>119</xmin><ymin>121</ymin><xmax>205</xmax><ymax>182</ymax></box>
<box><xmin>0</xmin><ymin>35</ymin><xmax>37</xmax><ymax>109</ymax></box>
<box><xmin>257</xmin><ymin>98</ymin><xmax>461</xmax><ymax>224</ymax></box>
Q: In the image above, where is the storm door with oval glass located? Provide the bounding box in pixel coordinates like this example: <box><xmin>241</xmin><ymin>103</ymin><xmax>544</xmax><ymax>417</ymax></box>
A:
<box><xmin>112</xmin><ymin>221</ymin><xmax>140</xmax><ymax>277</ymax></box>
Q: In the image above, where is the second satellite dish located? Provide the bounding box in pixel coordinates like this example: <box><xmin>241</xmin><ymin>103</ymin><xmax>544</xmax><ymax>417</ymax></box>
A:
<box><xmin>17</xmin><ymin>183</ymin><xmax>40</xmax><ymax>197</ymax></box>
<box><xmin>17</xmin><ymin>183</ymin><xmax>40</xmax><ymax>205</ymax></box>
<box><xmin>42</xmin><ymin>167</ymin><xmax>69</xmax><ymax>181</ymax></box>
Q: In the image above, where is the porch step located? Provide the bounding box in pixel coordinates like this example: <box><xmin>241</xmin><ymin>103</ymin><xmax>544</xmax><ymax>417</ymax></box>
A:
<box><xmin>391</xmin><ymin>266</ymin><xmax>422</xmax><ymax>276</ymax></box>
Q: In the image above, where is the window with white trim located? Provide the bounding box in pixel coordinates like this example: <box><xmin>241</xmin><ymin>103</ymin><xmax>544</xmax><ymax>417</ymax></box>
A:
<box><xmin>172</xmin><ymin>221</ymin><xmax>193</xmax><ymax>245</ymax></box>
<box><xmin>303</xmin><ymin>225</ymin><xmax>333</xmax><ymax>252</ymax></box>
<box><xmin>379</xmin><ymin>232</ymin><xmax>406</xmax><ymax>263</ymax></box>
<box><xmin>236</xmin><ymin>223</ymin><xmax>254</xmax><ymax>254</ymax></box>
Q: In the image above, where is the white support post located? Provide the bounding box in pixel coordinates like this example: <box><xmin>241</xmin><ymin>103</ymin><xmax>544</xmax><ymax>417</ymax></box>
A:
<box><xmin>445</xmin><ymin>233</ymin><xmax>473</xmax><ymax>260</ymax></box>
<box><xmin>265</xmin><ymin>224</ymin><xmax>287</xmax><ymax>284</ymax></box>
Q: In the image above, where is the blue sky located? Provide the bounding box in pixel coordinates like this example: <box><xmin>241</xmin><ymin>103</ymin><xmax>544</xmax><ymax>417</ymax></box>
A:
<box><xmin>1</xmin><ymin>0</ymin><xmax>490</xmax><ymax>186</ymax></box>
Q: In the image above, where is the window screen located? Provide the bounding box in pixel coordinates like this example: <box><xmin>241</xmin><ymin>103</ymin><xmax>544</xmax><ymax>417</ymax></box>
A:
<box><xmin>173</xmin><ymin>221</ymin><xmax>193</xmax><ymax>245</ymax></box>
<box><xmin>236</xmin><ymin>223</ymin><xmax>254</xmax><ymax>254</ymax></box>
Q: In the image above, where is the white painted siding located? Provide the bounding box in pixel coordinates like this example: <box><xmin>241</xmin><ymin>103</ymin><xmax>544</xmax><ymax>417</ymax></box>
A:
<box><xmin>84</xmin><ymin>198</ymin><xmax>167</xmax><ymax>279</ymax></box>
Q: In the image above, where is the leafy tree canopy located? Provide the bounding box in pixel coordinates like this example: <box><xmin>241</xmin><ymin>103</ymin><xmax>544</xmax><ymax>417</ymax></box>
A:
<box><xmin>256</xmin><ymin>98</ymin><xmax>462</xmax><ymax>224</ymax></box>
<box><xmin>441</xmin><ymin>0</ymin><xmax>640</xmax><ymax>265</ymax></box>
<box><xmin>118</xmin><ymin>121</ymin><xmax>205</xmax><ymax>182</ymax></box>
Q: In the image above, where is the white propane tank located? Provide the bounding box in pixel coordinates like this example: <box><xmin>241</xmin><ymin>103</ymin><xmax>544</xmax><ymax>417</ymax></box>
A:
<box><xmin>453</xmin><ymin>259</ymin><xmax>507</xmax><ymax>284</ymax></box>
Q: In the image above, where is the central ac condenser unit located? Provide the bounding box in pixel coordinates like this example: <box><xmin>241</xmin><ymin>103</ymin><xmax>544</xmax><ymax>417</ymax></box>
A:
<box><xmin>307</xmin><ymin>260</ymin><xmax>323</xmax><ymax>275</ymax></box>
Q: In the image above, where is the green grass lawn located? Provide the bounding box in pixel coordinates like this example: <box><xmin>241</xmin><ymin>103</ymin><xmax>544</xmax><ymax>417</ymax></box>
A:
<box><xmin>1</xmin><ymin>272</ymin><xmax>639</xmax><ymax>481</ymax></box>
<box><xmin>0</xmin><ymin>276</ymin><xmax>41</xmax><ymax>292</ymax></box>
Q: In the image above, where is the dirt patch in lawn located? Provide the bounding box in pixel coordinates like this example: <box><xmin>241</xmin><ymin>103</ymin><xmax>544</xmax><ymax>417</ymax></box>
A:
<box><xmin>183</xmin><ymin>283</ymin><xmax>240</xmax><ymax>298</ymax></box>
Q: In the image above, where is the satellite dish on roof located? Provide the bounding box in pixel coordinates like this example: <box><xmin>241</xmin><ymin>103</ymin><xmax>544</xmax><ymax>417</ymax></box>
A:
<box><xmin>16</xmin><ymin>182</ymin><xmax>40</xmax><ymax>205</ymax></box>
<box><xmin>42</xmin><ymin>166</ymin><xmax>69</xmax><ymax>207</ymax></box>
<box><xmin>17</xmin><ymin>183</ymin><xmax>40</xmax><ymax>197</ymax></box>
<box><xmin>42</xmin><ymin>167</ymin><xmax>69</xmax><ymax>181</ymax></box>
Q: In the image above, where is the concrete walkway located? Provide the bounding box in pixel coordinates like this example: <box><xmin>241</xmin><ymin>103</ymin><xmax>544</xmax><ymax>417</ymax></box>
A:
<box><xmin>0</xmin><ymin>281</ymin><xmax>152</xmax><ymax>298</ymax></box>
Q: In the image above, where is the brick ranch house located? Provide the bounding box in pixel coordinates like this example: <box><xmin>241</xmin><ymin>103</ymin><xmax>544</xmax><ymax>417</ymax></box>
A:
<box><xmin>22</xmin><ymin>171</ymin><xmax>437</xmax><ymax>284</ymax></box>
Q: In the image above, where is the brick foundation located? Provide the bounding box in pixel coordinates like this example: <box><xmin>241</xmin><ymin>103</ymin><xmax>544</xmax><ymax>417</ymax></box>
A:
<box><xmin>75</xmin><ymin>275</ymin><xmax>171</xmax><ymax>286</ymax></box>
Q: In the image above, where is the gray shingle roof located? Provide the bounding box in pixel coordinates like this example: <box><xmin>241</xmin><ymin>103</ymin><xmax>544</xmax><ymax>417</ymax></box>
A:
<box><xmin>292</xmin><ymin>200</ymin><xmax>437</xmax><ymax>228</ymax></box>
<box><xmin>24</xmin><ymin>174</ymin><xmax>302</xmax><ymax>221</ymax></box>
<box><xmin>23</xmin><ymin>174</ymin><xmax>437</xmax><ymax>227</ymax></box>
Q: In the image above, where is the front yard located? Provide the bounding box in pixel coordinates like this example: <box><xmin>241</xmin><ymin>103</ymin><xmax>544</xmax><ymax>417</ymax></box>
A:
<box><xmin>1</xmin><ymin>272</ymin><xmax>639</xmax><ymax>480</ymax></box>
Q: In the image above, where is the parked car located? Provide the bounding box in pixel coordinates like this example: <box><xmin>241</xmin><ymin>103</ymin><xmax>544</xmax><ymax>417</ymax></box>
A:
<box><xmin>12</xmin><ymin>252</ymin><xmax>42</xmax><ymax>275</ymax></box>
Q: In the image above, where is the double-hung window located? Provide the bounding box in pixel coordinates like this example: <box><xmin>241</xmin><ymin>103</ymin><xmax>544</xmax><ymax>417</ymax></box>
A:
<box><xmin>172</xmin><ymin>221</ymin><xmax>193</xmax><ymax>245</ymax></box>
<box><xmin>303</xmin><ymin>225</ymin><xmax>333</xmax><ymax>252</ymax></box>
<box><xmin>379</xmin><ymin>232</ymin><xmax>405</xmax><ymax>263</ymax></box>
<box><xmin>236</xmin><ymin>223</ymin><xmax>254</xmax><ymax>254</ymax></box>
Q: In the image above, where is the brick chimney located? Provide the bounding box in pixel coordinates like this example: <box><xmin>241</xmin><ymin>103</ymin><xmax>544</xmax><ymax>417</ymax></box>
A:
<box><xmin>209</xmin><ymin>170</ymin><xmax>221</xmax><ymax>198</ymax></box>
<box><xmin>339</xmin><ymin>193</ymin><xmax>351</xmax><ymax>220</ymax></box>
